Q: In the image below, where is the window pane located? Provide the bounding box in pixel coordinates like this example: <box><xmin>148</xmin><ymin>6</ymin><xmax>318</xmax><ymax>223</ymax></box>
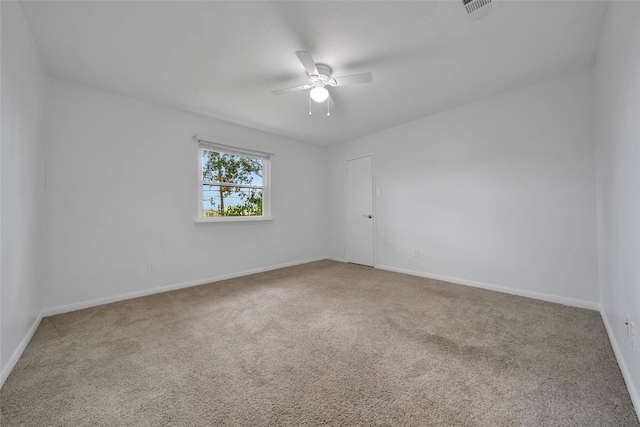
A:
<box><xmin>202</xmin><ymin>150</ymin><xmax>262</xmax><ymax>186</ymax></box>
<box><xmin>202</xmin><ymin>185</ymin><xmax>263</xmax><ymax>217</ymax></box>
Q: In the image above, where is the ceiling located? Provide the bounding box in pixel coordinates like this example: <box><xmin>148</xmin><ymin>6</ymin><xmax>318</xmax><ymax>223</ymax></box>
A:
<box><xmin>20</xmin><ymin>1</ymin><xmax>608</xmax><ymax>146</ymax></box>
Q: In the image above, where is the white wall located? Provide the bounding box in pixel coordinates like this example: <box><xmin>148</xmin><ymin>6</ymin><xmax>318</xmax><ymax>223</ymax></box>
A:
<box><xmin>44</xmin><ymin>78</ymin><xmax>328</xmax><ymax>310</ymax></box>
<box><xmin>1</xmin><ymin>2</ymin><xmax>48</xmax><ymax>383</ymax></box>
<box><xmin>328</xmin><ymin>68</ymin><xmax>599</xmax><ymax>307</ymax></box>
<box><xmin>594</xmin><ymin>0</ymin><xmax>640</xmax><ymax>413</ymax></box>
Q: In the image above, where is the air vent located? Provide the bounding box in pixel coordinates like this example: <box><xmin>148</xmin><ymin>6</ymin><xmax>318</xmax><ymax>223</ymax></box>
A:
<box><xmin>462</xmin><ymin>0</ymin><xmax>494</xmax><ymax>21</ymax></box>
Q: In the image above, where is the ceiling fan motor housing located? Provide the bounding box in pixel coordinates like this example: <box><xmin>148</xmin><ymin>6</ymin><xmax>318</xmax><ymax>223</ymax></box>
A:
<box><xmin>310</xmin><ymin>64</ymin><xmax>332</xmax><ymax>87</ymax></box>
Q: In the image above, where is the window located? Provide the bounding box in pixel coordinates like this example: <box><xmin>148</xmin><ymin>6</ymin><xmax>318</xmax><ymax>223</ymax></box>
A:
<box><xmin>196</xmin><ymin>136</ymin><xmax>271</xmax><ymax>222</ymax></box>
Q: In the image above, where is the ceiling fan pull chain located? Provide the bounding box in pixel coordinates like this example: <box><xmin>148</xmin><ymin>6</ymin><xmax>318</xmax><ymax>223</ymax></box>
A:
<box><xmin>309</xmin><ymin>95</ymin><xmax>312</xmax><ymax>115</ymax></box>
<box><xmin>327</xmin><ymin>98</ymin><xmax>330</xmax><ymax>116</ymax></box>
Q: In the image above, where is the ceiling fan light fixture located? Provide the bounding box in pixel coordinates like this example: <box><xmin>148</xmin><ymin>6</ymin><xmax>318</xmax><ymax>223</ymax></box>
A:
<box><xmin>310</xmin><ymin>86</ymin><xmax>329</xmax><ymax>103</ymax></box>
<box><xmin>272</xmin><ymin>52</ymin><xmax>372</xmax><ymax>114</ymax></box>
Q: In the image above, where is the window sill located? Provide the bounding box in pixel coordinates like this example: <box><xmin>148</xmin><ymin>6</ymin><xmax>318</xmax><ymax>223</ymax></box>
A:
<box><xmin>195</xmin><ymin>217</ymin><xmax>273</xmax><ymax>226</ymax></box>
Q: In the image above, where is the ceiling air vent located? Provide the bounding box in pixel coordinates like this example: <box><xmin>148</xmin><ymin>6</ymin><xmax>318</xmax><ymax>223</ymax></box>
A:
<box><xmin>462</xmin><ymin>0</ymin><xmax>494</xmax><ymax>21</ymax></box>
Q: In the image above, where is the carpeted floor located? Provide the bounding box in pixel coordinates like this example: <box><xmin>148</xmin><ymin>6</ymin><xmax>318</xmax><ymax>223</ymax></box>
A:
<box><xmin>1</xmin><ymin>260</ymin><xmax>638</xmax><ymax>426</ymax></box>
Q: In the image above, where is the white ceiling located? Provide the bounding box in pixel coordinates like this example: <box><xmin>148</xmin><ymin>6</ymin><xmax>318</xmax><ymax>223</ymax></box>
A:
<box><xmin>20</xmin><ymin>1</ymin><xmax>608</xmax><ymax>146</ymax></box>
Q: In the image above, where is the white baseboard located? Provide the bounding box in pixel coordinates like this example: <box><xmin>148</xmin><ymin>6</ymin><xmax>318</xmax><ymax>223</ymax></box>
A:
<box><xmin>375</xmin><ymin>264</ymin><xmax>599</xmax><ymax>310</ymax></box>
<box><xmin>42</xmin><ymin>257</ymin><xmax>327</xmax><ymax>317</ymax></box>
<box><xmin>0</xmin><ymin>313</ymin><xmax>43</xmax><ymax>389</ymax></box>
<box><xmin>600</xmin><ymin>306</ymin><xmax>640</xmax><ymax>421</ymax></box>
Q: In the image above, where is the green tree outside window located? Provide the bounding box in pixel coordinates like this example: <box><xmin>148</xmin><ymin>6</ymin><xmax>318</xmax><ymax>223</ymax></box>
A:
<box><xmin>202</xmin><ymin>150</ymin><xmax>263</xmax><ymax>217</ymax></box>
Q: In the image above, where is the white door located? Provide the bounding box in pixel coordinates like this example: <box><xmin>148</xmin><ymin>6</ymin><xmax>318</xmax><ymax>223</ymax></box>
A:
<box><xmin>346</xmin><ymin>155</ymin><xmax>374</xmax><ymax>266</ymax></box>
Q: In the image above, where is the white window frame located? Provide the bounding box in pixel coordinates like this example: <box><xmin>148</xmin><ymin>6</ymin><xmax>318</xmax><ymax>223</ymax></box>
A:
<box><xmin>195</xmin><ymin>135</ymin><xmax>272</xmax><ymax>224</ymax></box>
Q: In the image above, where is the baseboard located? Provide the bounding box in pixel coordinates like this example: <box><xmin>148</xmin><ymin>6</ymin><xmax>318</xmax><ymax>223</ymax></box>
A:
<box><xmin>600</xmin><ymin>306</ymin><xmax>640</xmax><ymax>421</ymax></box>
<box><xmin>375</xmin><ymin>264</ymin><xmax>599</xmax><ymax>310</ymax></box>
<box><xmin>0</xmin><ymin>313</ymin><xmax>43</xmax><ymax>389</ymax></box>
<box><xmin>42</xmin><ymin>257</ymin><xmax>326</xmax><ymax>317</ymax></box>
<box><xmin>326</xmin><ymin>256</ymin><xmax>347</xmax><ymax>263</ymax></box>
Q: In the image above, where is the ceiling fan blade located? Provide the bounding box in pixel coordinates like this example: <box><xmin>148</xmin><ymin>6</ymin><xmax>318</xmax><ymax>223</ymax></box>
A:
<box><xmin>296</xmin><ymin>51</ymin><xmax>319</xmax><ymax>77</ymax></box>
<box><xmin>330</xmin><ymin>72</ymin><xmax>373</xmax><ymax>86</ymax></box>
<box><xmin>271</xmin><ymin>84</ymin><xmax>311</xmax><ymax>96</ymax></box>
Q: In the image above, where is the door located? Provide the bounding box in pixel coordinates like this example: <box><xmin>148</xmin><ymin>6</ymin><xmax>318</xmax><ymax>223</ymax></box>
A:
<box><xmin>346</xmin><ymin>155</ymin><xmax>374</xmax><ymax>266</ymax></box>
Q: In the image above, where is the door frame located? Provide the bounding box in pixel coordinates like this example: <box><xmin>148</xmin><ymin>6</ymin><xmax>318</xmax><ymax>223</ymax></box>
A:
<box><xmin>345</xmin><ymin>153</ymin><xmax>377</xmax><ymax>267</ymax></box>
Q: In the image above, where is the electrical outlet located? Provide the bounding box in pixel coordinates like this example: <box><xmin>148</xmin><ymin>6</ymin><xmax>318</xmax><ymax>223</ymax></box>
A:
<box><xmin>147</xmin><ymin>261</ymin><xmax>156</xmax><ymax>272</ymax></box>
<box><xmin>413</xmin><ymin>249</ymin><xmax>420</xmax><ymax>258</ymax></box>
<box><xmin>625</xmin><ymin>315</ymin><xmax>636</xmax><ymax>352</ymax></box>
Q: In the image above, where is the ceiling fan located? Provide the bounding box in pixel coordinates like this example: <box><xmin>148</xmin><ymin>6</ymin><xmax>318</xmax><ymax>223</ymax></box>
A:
<box><xmin>272</xmin><ymin>51</ymin><xmax>372</xmax><ymax>112</ymax></box>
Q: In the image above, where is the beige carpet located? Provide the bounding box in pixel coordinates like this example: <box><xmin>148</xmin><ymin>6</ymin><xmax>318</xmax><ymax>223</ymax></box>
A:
<box><xmin>1</xmin><ymin>260</ymin><xmax>637</xmax><ymax>426</ymax></box>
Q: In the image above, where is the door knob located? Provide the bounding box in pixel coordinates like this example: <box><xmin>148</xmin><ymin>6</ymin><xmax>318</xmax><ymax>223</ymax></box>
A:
<box><xmin>364</xmin><ymin>215</ymin><xmax>372</xmax><ymax>218</ymax></box>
